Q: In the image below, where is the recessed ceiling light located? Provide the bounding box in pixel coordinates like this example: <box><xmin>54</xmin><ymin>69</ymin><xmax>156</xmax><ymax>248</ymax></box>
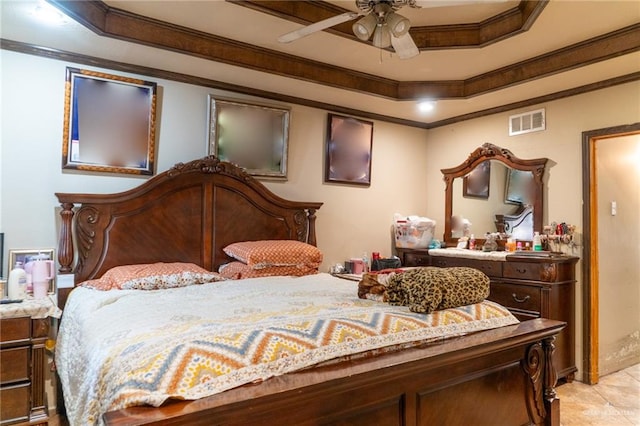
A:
<box><xmin>31</xmin><ymin>1</ymin><xmax>68</xmax><ymax>25</ymax></box>
<box><xmin>417</xmin><ymin>100</ymin><xmax>436</xmax><ymax>113</ymax></box>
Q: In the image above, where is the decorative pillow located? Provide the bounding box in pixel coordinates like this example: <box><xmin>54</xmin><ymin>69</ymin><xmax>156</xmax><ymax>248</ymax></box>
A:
<box><xmin>81</xmin><ymin>262</ymin><xmax>225</xmax><ymax>290</ymax></box>
<box><xmin>437</xmin><ymin>267</ymin><xmax>490</xmax><ymax>310</ymax></box>
<box><xmin>224</xmin><ymin>240</ymin><xmax>323</xmax><ymax>269</ymax></box>
<box><xmin>387</xmin><ymin>268</ymin><xmax>443</xmax><ymax>314</ymax></box>
<box><xmin>81</xmin><ymin>278</ymin><xmax>114</xmax><ymax>291</ymax></box>
<box><xmin>386</xmin><ymin>267</ymin><xmax>490</xmax><ymax>314</ymax></box>
<box><xmin>219</xmin><ymin>261</ymin><xmax>319</xmax><ymax>280</ymax></box>
<box><xmin>357</xmin><ymin>269</ymin><xmax>406</xmax><ymax>302</ymax></box>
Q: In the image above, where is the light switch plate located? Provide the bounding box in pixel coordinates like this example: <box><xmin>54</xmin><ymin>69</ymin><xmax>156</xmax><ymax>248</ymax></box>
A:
<box><xmin>57</xmin><ymin>274</ymin><xmax>75</xmax><ymax>289</ymax></box>
<box><xmin>611</xmin><ymin>201</ymin><xmax>617</xmax><ymax>216</ymax></box>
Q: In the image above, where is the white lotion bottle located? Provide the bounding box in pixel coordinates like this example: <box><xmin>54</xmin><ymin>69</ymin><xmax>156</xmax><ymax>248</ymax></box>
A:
<box><xmin>8</xmin><ymin>262</ymin><xmax>28</xmax><ymax>300</ymax></box>
<box><xmin>533</xmin><ymin>232</ymin><xmax>543</xmax><ymax>251</ymax></box>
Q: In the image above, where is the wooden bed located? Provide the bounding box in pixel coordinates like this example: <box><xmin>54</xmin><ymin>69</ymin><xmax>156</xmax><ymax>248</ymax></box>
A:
<box><xmin>56</xmin><ymin>156</ymin><xmax>564</xmax><ymax>426</ymax></box>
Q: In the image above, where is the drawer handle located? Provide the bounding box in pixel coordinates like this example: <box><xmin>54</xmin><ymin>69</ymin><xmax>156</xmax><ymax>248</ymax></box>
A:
<box><xmin>435</xmin><ymin>260</ymin><xmax>446</xmax><ymax>267</ymax></box>
<box><xmin>515</xmin><ymin>268</ymin><xmax>528</xmax><ymax>274</ymax></box>
<box><xmin>512</xmin><ymin>293</ymin><xmax>530</xmax><ymax>303</ymax></box>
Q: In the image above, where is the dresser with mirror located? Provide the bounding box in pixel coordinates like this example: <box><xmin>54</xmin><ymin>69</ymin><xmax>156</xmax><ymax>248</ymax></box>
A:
<box><xmin>397</xmin><ymin>143</ymin><xmax>578</xmax><ymax>381</ymax></box>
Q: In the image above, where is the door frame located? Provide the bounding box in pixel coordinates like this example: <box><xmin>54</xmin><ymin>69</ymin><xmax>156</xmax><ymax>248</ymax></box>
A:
<box><xmin>581</xmin><ymin>122</ymin><xmax>640</xmax><ymax>384</ymax></box>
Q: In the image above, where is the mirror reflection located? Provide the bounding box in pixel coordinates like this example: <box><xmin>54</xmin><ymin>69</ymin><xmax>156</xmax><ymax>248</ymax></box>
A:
<box><xmin>452</xmin><ymin>161</ymin><xmax>535</xmax><ymax>240</ymax></box>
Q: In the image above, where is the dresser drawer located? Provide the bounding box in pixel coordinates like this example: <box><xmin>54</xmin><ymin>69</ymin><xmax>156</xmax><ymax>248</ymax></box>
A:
<box><xmin>503</xmin><ymin>262</ymin><xmax>560</xmax><ymax>282</ymax></box>
<box><xmin>0</xmin><ymin>317</ymin><xmax>30</xmax><ymax>344</ymax></box>
<box><xmin>431</xmin><ymin>257</ymin><xmax>503</xmax><ymax>277</ymax></box>
<box><xmin>404</xmin><ymin>252</ymin><xmax>430</xmax><ymax>267</ymax></box>
<box><xmin>489</xmin><ymin>282</ymin><xmax>541</xmax><ymax>314</ymax></box>
<box><xmin>0</xmin><ymin>383</ymin><xmax>30</xmax><ymax>422</ymax></box>
<box><xmin>0</xmin><ymin>347</ymin><xmax>29</xmax><ymax>384</ymax></box>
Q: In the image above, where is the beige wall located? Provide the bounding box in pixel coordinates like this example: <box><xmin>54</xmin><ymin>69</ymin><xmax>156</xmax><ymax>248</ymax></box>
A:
<box><xmin>425</xmin><ymin>80</ymin><xmax>640</xmax><ymax>381</ymax></box>
<box><xmin>0</xmin><ymin>49</ymin><xmax>430</xmax><ymax>277</ymax></box>
<box><xmin>596</xmin><ymin>134</ymin><xmax>640</xmax><ymax>376</ymax></box>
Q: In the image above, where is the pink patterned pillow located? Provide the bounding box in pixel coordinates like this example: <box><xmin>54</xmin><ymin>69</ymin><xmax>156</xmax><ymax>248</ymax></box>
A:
<box><xmin>82</xmin><ymin>263</ymin><xmax>225</xmax><ymax>290</ymax></box>
<box><xmin>218</xmin><ymin>261</ymin><xmax>318</xmax><ymax>280</ymax></box>
<box><xmin>224</xmin><ymin>240</ymin><xmax>323</xmax><ymax>269</ymax></box>
<box><xmin>81</xmin><ymin>278</ymin><xmax>115</xmax><ymax>291</ymax></box>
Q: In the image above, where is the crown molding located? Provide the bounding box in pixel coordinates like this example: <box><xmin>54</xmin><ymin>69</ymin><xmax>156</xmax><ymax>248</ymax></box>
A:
<box><xmin>49</xmin><ymin>1</ymin><xmax>640</xmax><ymax>102</ymax></box>
<box><xmin>3</xmin><ymin>38</ymin><xmax>638</xmax><ymax>130</ymax></box>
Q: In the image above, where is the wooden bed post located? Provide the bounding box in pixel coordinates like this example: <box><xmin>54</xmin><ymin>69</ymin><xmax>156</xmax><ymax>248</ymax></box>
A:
<box><xmin>58</xmin><ymin>202</ymin><xmax>75</xmax><ymax>273</ymax></box>
<box><xmin>308</xmin><ymin>209</ymin><xmax>317</xmax><ymax>247</ymax></box>
<box><xmin>543</xmin><ymin>336</ymin><xmax>560</xmax><ymax>426</ymax></box>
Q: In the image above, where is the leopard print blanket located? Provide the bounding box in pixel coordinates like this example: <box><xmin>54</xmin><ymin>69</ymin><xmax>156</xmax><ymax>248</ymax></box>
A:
<box><xmin>359</xmin><ymin>267</ymin><xmax>490</xmax><ymax>314</ymax></box>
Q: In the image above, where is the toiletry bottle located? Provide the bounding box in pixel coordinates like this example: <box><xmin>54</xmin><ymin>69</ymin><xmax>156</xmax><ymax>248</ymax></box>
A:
<box><xmin>533</xmin><ymin>232</ymin><xmax>543</xmax><ymax>251</ymax></box>
<box><xmin>516</xmin><ymin>241</ymin><xmax>523</xmax><ymax>251</ymax></box>
<box><xmin>362</xmin><ymin>252</ymin><xmax>369</xmax><ymax>273</ymax></box>
<box><xmin>8</xmin><ymin>262</ymin><xmax>28</xmax><ymax>300</ymax></box>
<box><xmin>468</xmin><ymin>234</ymin><xmax>476</xmax><ymax>250</ymax></box>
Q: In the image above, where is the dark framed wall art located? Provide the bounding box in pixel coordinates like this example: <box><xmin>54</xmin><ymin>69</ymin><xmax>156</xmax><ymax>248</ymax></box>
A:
<box><xmin>463</xmin><ymin>160</ymin><xmax>491</xmax><ymax>199</ymax></box>
<box><xmin>208</xmin><ymin>96</ymin><xmax>290</xmax><ymax>180</ymax></box>
<box><xmin>325</xmin><ymin>114</ymin><xmax>373</xmax><ymax>186</ymax></box>
<box><xmin>62</xmin><ymin>67</ymin><xmax>158</xmax><ymax>175</ymax></box>
<box><xmin>505</xmin><ymin>168</ymin><xmax>534</xmax><ymax>205</ymax></box>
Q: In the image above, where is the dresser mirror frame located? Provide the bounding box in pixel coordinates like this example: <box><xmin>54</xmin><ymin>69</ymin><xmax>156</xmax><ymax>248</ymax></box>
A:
<box><xmin>441</xmin><ymin>143</ymin><xmax>548</xmax><ymax>246</ymax></box>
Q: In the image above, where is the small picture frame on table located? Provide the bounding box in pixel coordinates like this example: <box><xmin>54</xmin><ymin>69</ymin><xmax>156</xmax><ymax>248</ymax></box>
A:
<box><xmin>7</xmin><ymin>249</ymin><xmax>56</xmax><ymax>294</ymax></box>
<box><xmin>0</xmin><ymin>233</ymin><xmax>4</xmax><ymax>278</ymax></box>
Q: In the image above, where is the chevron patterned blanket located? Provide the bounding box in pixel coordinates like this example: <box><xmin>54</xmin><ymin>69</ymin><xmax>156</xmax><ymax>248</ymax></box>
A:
<box><xmin>57</xmin><ymin>273</ymin><xmax>518</xmax><ymax>425</ymax></box>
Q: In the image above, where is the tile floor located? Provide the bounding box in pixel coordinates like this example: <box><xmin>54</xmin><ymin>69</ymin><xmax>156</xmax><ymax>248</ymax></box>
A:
<box><xmin>558</xmin><ymin>363</ymin><xmax>640</xmax><ymax>425</ymax></box>
<box><xmin>50</xmin><ymin>364</ymin><xmax>640</xmax><ymax>426</ymax></box>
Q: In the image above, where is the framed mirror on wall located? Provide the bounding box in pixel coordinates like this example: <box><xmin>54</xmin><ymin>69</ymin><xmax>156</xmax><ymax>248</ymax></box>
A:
<box><xmin>208</xmin><ymin>97</ymin><xmax>290</xmax><ymax>180</ymax></box>
<box><xmin>61</xmin><ymin>67</ymin><xmax>158</xmax><ymax>175</ymax></box>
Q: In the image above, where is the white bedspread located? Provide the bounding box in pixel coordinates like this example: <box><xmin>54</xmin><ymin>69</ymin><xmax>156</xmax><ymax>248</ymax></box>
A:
<box><xmin>57</xmin><ymin>273</ymin><xmax>518</xmax><ymax>425</ymax></box>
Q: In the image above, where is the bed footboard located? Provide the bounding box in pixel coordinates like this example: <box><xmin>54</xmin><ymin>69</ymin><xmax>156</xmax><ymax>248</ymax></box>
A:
<box><xmin>104</xmin><ymin>319</ymin><xmax>564</xmax><ymax>426</ymax></box>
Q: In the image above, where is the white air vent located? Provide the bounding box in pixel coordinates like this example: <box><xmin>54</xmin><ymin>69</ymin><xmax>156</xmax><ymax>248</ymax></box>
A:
<box><xmin>509</xmin><ymin>108</ymin><xmax>546</xmax><ymax>136</ymax></box>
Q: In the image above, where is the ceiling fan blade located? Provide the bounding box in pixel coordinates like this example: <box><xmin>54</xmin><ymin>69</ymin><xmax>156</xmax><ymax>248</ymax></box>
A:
<box><xmin>391</xmin><ymin>33</ymin><xmax>420</xmax><ymax>59</ymax></box>
<box><xmin>415</xmin><ymin>0</ymin><xmax>508</xmax><ymax>8</ymax></box>
<box><xmin>278</xmin><ymin>12</ymin><xmax>362</xmax><ymax>43</ymax></box>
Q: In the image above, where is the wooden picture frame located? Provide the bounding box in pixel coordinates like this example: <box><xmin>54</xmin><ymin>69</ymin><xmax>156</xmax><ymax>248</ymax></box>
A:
<box><xmin>208</xmin><ymin>96</ymin><xmax>290</xmax><ymax>180</ymax></box>
<box><xmin>0</xmin><ymin>233</ymin><xmax>4</xmax><ymax>278</ymax></box>
<box><xmin>463</xmin><ymin>160</ymin><xmax>491</xmax><ymax>199</ymax></box>
<box><xmin>8</xmin><ymin>249</ymin><xmax>56</xmax><ymax>294</ymax></box>
<box><xmin>505</xmin><ymin>168</ymin><xmax>534</xmax><ymax>205</ymax></box>
<box><xmin>62</xmin><ymin>67</ymin><xmax>157</xmax><ymax>175</ymax></box>
<box><xmin>325</xmin><ymin>114</ymin><xmax>373</xmax><ymax>186</ymax></box>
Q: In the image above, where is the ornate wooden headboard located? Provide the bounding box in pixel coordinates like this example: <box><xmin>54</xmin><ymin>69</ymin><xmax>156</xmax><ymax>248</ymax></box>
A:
<box><xmin>56</xmin><ymin>157</ymin><xmax>322</xmax><ymax>298</ymax></box>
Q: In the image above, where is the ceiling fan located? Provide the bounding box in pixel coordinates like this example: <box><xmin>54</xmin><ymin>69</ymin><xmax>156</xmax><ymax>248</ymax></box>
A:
<box><xmin>278</xmin><ymin>0</ymin><xmax>507</xmax><ymax>60</ymax></box>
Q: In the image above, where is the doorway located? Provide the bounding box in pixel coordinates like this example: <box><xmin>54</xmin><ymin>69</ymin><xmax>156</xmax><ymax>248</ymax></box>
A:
<box><xmin>582</xmin><ymin>123</ymin><xmax>640</xmax><ymax>385</ymax></box>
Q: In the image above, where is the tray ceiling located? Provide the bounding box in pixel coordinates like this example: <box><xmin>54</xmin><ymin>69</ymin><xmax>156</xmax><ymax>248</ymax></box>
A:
<box><xmin>1</xmin><ymin>0</ymin><xmax>638</xmax><ymax>127</ymax></box>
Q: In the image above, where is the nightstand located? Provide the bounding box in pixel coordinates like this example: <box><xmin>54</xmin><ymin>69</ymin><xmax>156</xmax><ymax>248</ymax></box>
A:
<box><xmin>0</xmin><ymin>297</ymin><xmax>62</xmax><ymax>425</ymax></box>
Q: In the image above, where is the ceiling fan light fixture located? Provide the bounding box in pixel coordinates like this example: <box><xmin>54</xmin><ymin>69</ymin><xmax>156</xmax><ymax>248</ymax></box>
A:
<box><xmin>352</xmin><ymin>14</ymin><xmax>377</xmax><ymax>41</ymax></box>
<box><xmin>372</xmin><ymin>26</ymin><xmax>391</xmax><ymax>48</ymax></box>
<box><xmin>386</xmin><ymin>12</ymin><xmax>410</xmax><ymax>37</ymax></box>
